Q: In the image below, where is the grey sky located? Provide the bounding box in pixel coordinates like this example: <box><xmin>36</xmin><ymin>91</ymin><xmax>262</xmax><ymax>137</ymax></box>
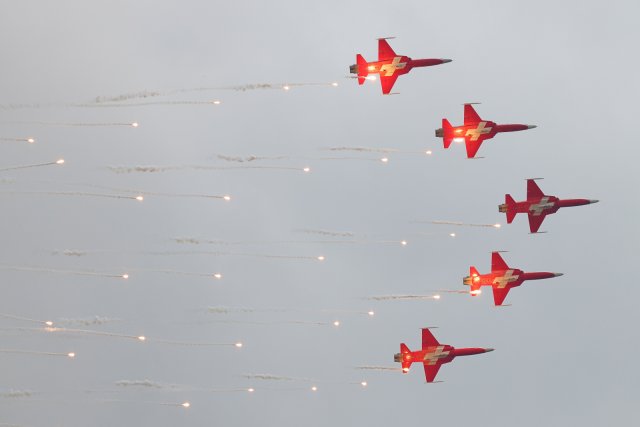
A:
<box><xmin>0</xmin><ymin>1</ymin><xmax>638</xmax><ymax>426</ymax></box>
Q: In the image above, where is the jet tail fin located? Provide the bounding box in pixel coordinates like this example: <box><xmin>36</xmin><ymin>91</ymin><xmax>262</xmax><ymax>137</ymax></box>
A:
<box><xmin>502</xmin><ymin>194</ymin><xmax>517</xmax><ymax>223</ymax></box>
<box><xmin>442</xmin><ymin>118</ymin><xmax>455</xmax><ymax>148</ymax></box>
<box><xmin>356</xmin><ymin>54</ymin><xmax>368</xmax><ymax>85</ymax></box>
<box><xmin>399</xmin><ymin>343</ymin><xmax>413</xmax><ymax>373</ymax></box>
<box><xmin>469</xmin><ymin>266</ymin><xmax>482</xmax><ymax>296</ymax></box>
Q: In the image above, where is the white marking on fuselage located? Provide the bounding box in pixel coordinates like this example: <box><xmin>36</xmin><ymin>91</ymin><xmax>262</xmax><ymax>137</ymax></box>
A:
<box><xmin>379</xmin><ymin>57</ymin><xmax>407</xmax><ymax>76</ymax></box>
<box><xmin>424</xmin><ymin>346</ymin><xmax>450</xmax><ymax>365</ymax></box>
<box><xmin>465</xmin><ymin>122</ymin><xmax>493</xmax><ymax>141</ymax></box>
<box><xmin>493</xmin><ymin>270</ymin><xmax>519</xmax><ymax>289</ymax></box>
<box><xmin>529</xmin><ymin>197</ymin><xmax>554</xmax><ymax>216</ymax></box>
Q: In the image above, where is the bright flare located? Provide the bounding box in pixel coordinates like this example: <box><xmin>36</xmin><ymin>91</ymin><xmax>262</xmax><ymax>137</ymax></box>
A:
<box><xmin>367</xmin><ymin>311</ymin><xmax>375</xmax><ymax>316</ymax></box>
<box><xmin>135</xmin><ymin>195</ymin><xmax>144</xmax><ymax>201</ymax></box>
<box><xmin>366</xmin><ymin>75</ymin><xmax>377</xmax><ymax>81</ymax></box>
<box><xmin>235</xmin><ymin>342</ymin><xmax>243</xmax><ymax>348</ymax></box>
<box><xmin>67</xmin><ymin>352</ymin><xmax>76</xmax><ymax>358</ymax></box>
<box><xmin>302</xmin><ymin>167</ymin><xmax>311</xmax><ymax>173</ymax></box>
<box><xmin>122</xmin><ymin>274</ymin><xmax>129</xmax><ymax>279</ymax></box>
<box><xmin>213</xmin><ymin>100</ymin><xmax>221</xmax><ymax>105</ymax></box>
<box><xmin>182</xmin><ymin>402</ymin><xmax>190</xmax><ymax>408</ymax></box>
<box><xmin>380</xmin><ymin>157</ymin><xmax>389</xmax><ymax>163</ymax></box>
<box><xmin>360</xmin><ymin>381</ymin><xmax>368</xmax><ymax>387</ymax></box>
<box><xmin>45</xmin><ymin>321</ymin><xmax>53</xmax><ymax>326</ymax></box>
<box><xmin>317</xmin><ymin>256</ymin><xmax>325</xmax><ymax>261</ymax></box>
<box><xmin>449</xmin><ymin>233</ymin><xmax>456</xmax><ymax>237</ymax></box>
<box><xmin>213</xmin><ymin>273</ymin><xmax>222</xmax><ymax>279</ymax></box>
<box><xmin>247</xmin><ymin>388</ymin><xmax>255</xmax><ymax>393</ymax></box>
<box><xmin>27</xmin><ymin>138</ymin><xmax>35</xmax><ymax>143</ymax></box>
<box><xmin>56</xmin><ymin>159</ymin><xmax>65</xmax><ymax>165</ymax></box>
<box><xmin>137</xmin><ymin>336</ymin><xmax>146</xmax><ymax>341</ymax></box>
<box><xmin>283</xmin><ymin>85</ymin><xmax>290</xmax><ymax>91</ymax></box>
<box><xmin>425</xmin><ymin>150</ymin><xmax>432</xmax><ymax>155</ymax></box>
<box><xmin>331</xmin><ymin>82</ymin><xmax>338</xmax><ymax>87</ymax></box>
<box><xmin>311</xmin><ymin>386</ymin><xmax>318</xmax><ymax>391</ymax></box>
<box><xmin>433</xmin><ymin>295</ymin><xmax>441</xmax><ymax>300</ymax></box>
<box><xmin>131</xmin><ymin>122</ymin><xmax>139</xmax><ymax>128</ymax></box>
<box><xmin>494</xmin><ymin>223</ymin><xmax>501</xmax><ymax>228</ymax></box>
<box><xmin>400</xmin><ymin>240</ymin><xmax>408</xmax><ymax>246</ymax></box>
<box><xmin>333</xmin><ymin>320</ymin><xmax>340</xmax><ymax>327</ymax></box>
<box><xmin>223</xmin><ymin>195</ymin><xmax>231</xmax><ymax>201</ymax></box>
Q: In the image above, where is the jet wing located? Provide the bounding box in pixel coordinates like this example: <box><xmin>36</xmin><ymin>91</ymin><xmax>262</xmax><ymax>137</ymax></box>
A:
<box><xmin>528</xmin><ymin>212</ymin><xmax>547</xmax><ymax>233</ymax></box>
<box><xmin>423</xmin><ymin>362</ymin><xmax>442</xmax><ymax>383</ymax></box>
<box><xmin>492</xmin><ymin>286</ymin><xmax>512</xmax><ymax>306</ymax></box>
<box><xmin>491</xmin><ymin>252</ymin><xmax>510</xmax><ymax>272</ymax></box>
<box><xmin>464</xmin><ymin>136</ymin><xmax>487</xmax><ymax>158</ymax></box>
<box><xmin>380</xmin><ymin>74</ymin><xmax>400</xmax><ymax>95</ymax></box>
<box><xmin>527</xmin><ymin>179</ymin><xmax>545</xmax><ymax>200</ymax></box>
<box><xmin>464</xmin><ymin>104</ymin><xmax>482</xmax><ymax>125</ymax></box>
<box><xmin>378</xmin><ymin>38</ymin><xmax>397</xmax><ymax>61</ymax></box>
<box><xmin>422</xmin><ymin>328</ymin><xmax>440</xmax><ymax>349</ymax></box>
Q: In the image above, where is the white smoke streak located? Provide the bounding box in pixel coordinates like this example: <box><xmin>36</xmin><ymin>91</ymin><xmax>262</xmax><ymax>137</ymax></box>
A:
<box><xmin>0</xmin><ymin>191</ymin><xmax>141</xmax><ymax>201</ymax></box>
<box><xmin>115</xmin><ymin>380</ymin><xmax>171</xmax><ymax>389</ymax></box>
<box><xmin>324</xmin><ymin>146</ymin><xmax>398</xmax><ymax>153</ymax></box>
<box><xmin>294</xmin><ymin>228</ymin><xmax>355</xmax><ymax>238</ymax></box>
<box><xmin>216</xmin><ymin>154</ymin><xmax>289</xmax><ymax>163</ymax></box>
<box><xmin>0</xmin><ymin>265</ymin><xmax>125</xmax><ymax>279</ymax></box>
<box><xmin>57</xmin><ymin>316</ymin><xmax>120</xmax><ymax>326</ymax></box>
<box><xmin>0</xmin><ymin>390</ymin><xmax>32</xmax><ymax>398</ymax></box>
<box><xmin>355</xmin><ymin>366</ymin><xmax>401</xmax><ymax>372</ymax></box>
<box><xmin>366</xmin><ymin>295</ymin><xmax>440</xmax><ymax>301</ymax></box>
<box><xmin>108</xmin><ymin>165</ymin><xmax>305</xmax><ymax>173</ymax></box>
<box><xmin>0</xmin><ymin>161</ymin><xmax>61</xmax><ymax>172</ymax></box>
<box><xmin>421</xmin><ymin>220</ymin><xmax>501</xmax><ymax>228</ymax></box>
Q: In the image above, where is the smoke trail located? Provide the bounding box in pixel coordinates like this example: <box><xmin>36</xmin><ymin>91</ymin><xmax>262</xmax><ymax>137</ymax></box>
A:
<box><xmin>206</xmin><ymin>319</ymin><xmax>331</xmax><ymax>327</ymax></box>
<box><xmin>216</xmin><ymin>154</ymin><xmax>289</xmax><ymax>163</ymax></box>
<box><xmin>0</xmin><ymin>390</ymin><xmax>32</xmax><ymax>398</ymax></box>
<box><xmin>45</xmin><ymin>327</ymin><xmax>141</xmax><ymax>341</ymax></box>
<box><xmin>52</xmin><ymin>249</ymin><xmax>87</xmax><ymax>257</ymax></box>
<box><xmin>242</xmin><ymin>374</ymin><xmax>297</xmax><ymax>381</ymax></box>
<box><xmin>108</xmin><ymin>164</ymin><xmax>307</xmax><ymax>174</ymax></box>
<box><xmin>93</xmin><ymin>90</ymin><xmax>163</xmax><ymax>103</ymax></box>
<box><xmin>0</xmin><ymin>265</ymin><xmax>127</xmax><ymax>279</ymax></box>
<box><xmin>294</xmin><ymin>228</ymin><xmax>355</xmax><ymax>238</ymax></box>
<box><xmin>324</xmin><ymin>146</ymin><xmax>398</xmax><ymax>153</ymax></box>
<box><xmin>354</xmin><ymin>366</ymin><xmax>401</xmax><ymax>372</ymax></box>
<box><xmin>0</xmin><ymin>137</ymin><xmax>35</xmax><ymax>143</ymax></box>
<box><xmin>155</xmin><ymin>340</ymin><xmax>234</xmax><ymax>351</ymax></box>
<box><xmin>420</xmin><ymin>220</ymin><xmax>502</xmax><ymax>228</ymax></box>
<box><xmin>115</xmin><ymin>380</ymin><xmax>172</xmax><ymax>389</ymax></box>
<box><xmin>366</xmin><ymin>295</ymin><xmax>441</xmax><ymax>301</ymax></box>
<box><xmin>0</xmin><ymin>313</ymin><xmax>51</xmax><ymax>326</ymax></box>
<box><xmin>130</xmin><ymin>269</ymin><xmax>222</xmax><ymax>279</ymax></box>
<box><xmin>0</xmin><ymin>121</ymin><xmax>138</xmax><ymax>127</ymax></box>
<box><xmin>146</xmin><ymin>250</ymin><xmax>323</xmax><ymax>261</ymax></box>
<box><xmin>57</xmin><ymin>316</ymin><xmax>120</xmax><ymax>326</ymax></box>
<box><xmin>0</xmin><ymin>191</ymin><xmax>143</xmax><ymax>201</ymax></box>
<box><xmin>0</xmin><ymin>349</ymin><xmax>74</xmax><ymax>357</ymax></box>
<box><xmin>0</xmin><ymin>159</ymin><xmax>64</xmax><ymax>172</ymax></box>
<box><xmin>80</xmin><ymin>100</ymin><xmax>219</xmax><ymax>108</ymax></box>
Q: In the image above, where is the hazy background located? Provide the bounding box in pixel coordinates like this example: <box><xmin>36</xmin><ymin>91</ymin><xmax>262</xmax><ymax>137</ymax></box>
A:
<box><xmin>0</xmin><ymin>1</ymin><xmax>638</xmax><ymax>426</ymax></box>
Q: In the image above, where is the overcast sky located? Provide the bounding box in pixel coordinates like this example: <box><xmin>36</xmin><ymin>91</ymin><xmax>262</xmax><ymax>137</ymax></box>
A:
<box><xmin>0</xmin><ymin>1</ymin><xmax>638</xmax><ymax>426</ymax></box>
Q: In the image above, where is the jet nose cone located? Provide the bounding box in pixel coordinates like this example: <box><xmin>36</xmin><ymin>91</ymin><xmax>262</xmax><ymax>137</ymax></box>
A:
<box><xmin>485</xmin><ymin>348</ymin><xmax>495</xmax><ymax>353</ymax></box>
<box><xmin>441</xmin><ymin>59</ymin><xmax>453</xmax><ymax>63</ymax></box>
<box><xmin>589</xmin><ymin>199</ymin><xmax>599</xmax><ymax>204</ymax></box>
<box><xmin>553</xmin><ymin>273</ymin><xmax>564</xmax><ymax>277</ymax></box>
<box><xmin>527</xmin><ymin>125</ymin><xmax>537</xmax><ymax>129</ymax></box>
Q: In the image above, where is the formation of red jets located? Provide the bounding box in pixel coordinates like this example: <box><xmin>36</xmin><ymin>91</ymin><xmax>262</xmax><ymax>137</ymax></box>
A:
<box><xmin>350</xmin><ymin>39</ymin><xmax>598</xmax><ymax>383</ymax></box>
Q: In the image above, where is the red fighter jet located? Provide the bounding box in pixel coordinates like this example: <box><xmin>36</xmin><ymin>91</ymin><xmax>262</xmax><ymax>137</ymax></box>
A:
<box><xmin>463</xmin><ymin>252</ymin><xmax>563</xmax><ymax>306</ymax></box>
<box><xmin>500</xmin><ymin>179</ymin><xmax>599</xmax><ymax>233</ymax></box>
<box><xmin>394</xmin><ymin>328</ymin><xmax>493</xmax><ymax>383</ymax></box>
<box><xmin>435</xmin><ymin>103</ymin><xmax>536</xmax><ymax>158</ymax></box>
<box><xmin>349</xmin><ymin>38</ymin><xmax>451</xmax><ymax>95</ymax></box>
